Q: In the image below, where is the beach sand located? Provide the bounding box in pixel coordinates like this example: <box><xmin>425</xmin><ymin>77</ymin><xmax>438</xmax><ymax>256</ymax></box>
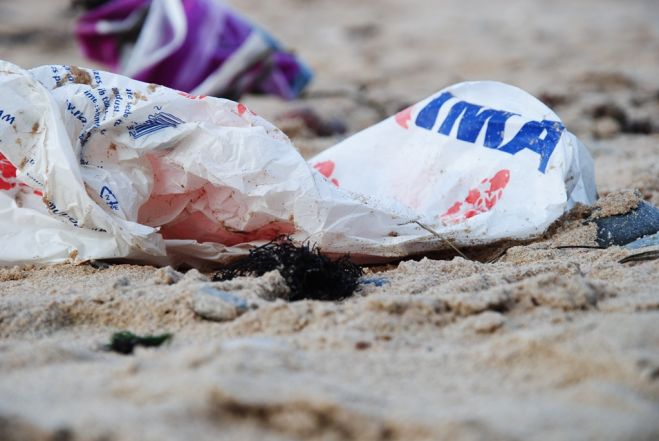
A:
<box><xmin>1</xmin><ymin>0</ymin><xmax>658</xmax><ymax>440</ymax></box>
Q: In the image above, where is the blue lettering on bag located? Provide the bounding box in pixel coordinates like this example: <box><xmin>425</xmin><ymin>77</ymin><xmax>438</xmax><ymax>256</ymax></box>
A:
<box><xmin>414</xmin><ymin>92</ymin><xmax>565</xmax><ymax>173</ymax></box>
<box><xmin>497</xmin><ymin>119</ymin><xmax>565</xmax><ymax>174</ymax></box>
<box><xmin>128</xmin><ymin>111</ymin><xmax>184</xmax><ymax>139</ymax></box>
<box><xmin>0</xmin><ymin>109</ymin><xmax>15</xmax><ymax>125</ymax></box>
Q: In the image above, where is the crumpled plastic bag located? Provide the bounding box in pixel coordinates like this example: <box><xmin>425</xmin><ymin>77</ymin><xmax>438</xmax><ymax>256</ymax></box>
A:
<box><xmin>0</xmin><ymin>60</ymin><xmax>596</xmax><ymax>266</ymax></box>
<box><xmin>75</xmin><ymin>0</ymin><xmax>312</xmax><ymax>100</ymax></box>
<box><xmin>311</xmin><ymin>81</ymin><xmax>596</xmax><ymax>241</ymax></box>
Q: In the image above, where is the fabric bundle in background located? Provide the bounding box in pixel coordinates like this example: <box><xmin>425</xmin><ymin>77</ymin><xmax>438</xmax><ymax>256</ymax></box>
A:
<box><xmin>75</xmin><ymin>0</ymin><xmax>312</xmax><ymax>100</ymax></box>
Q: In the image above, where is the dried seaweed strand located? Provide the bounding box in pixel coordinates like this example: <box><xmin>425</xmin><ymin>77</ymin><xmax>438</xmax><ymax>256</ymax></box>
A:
<box><xmin>213</xmin><ymin>237</ymin><xmax>363</xmax><ymax>301</ymax></box>
<box><xmin>554</xmin><ymin>245</ymin><xmax>607</xmax><ymax>250</ymax></box>
<box><xmin>619</xmin><ymin>250</ymin><xmax>659</xmax><ymax>264</ymax></box>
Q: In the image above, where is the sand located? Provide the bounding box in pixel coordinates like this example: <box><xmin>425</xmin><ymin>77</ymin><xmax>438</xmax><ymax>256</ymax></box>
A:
<box><xmin>1</xmin><ymin>0</ymin><xmax>659</xmax><ymax>440</ymax></box>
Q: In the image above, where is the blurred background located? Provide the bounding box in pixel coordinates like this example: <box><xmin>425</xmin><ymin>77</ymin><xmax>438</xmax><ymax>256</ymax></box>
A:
<box><xmin>1</xmin><ymin>0</ymin><xmax>658</xmax><ymax>174</ymax></box>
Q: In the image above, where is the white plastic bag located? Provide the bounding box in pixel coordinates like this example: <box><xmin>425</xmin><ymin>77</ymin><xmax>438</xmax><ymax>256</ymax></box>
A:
<box><xmin>311</xmin><ymin>81</ymin><xmax>596</xmax><ymax>243</ymax></box>
<box><xmin>0</xmin><ymin>61</ymin><xmax>596</xmax><ymax>266</ymax></box>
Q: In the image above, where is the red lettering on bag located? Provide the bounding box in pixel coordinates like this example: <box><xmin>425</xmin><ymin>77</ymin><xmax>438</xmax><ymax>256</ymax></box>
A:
<box><xmin>440</xmin><ymin>169</ymin><xmax>510</xmax><ymax>224</ymax></box>
<box><xmin>395</xmin><ymin>106</ymin><xmax>413</xmax><ymax>129</ymax></box>
<box><xmin>0</xmin><ymin>153</ymin><xmax>17</xmax><ymax>191</ymax></box>
<box><xmin>313</xmin><ymin>160</ymin><xmax>340</xmax><ymax>187</ymax></box>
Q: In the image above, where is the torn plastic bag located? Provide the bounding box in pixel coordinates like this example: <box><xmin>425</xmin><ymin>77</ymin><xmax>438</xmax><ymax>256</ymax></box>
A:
<box><xmin>75</xmin><ymin>0</ymin><xmax>312</xmax><ymax>100</ymax></box>
<box><xmin>0</xmin><ymin>61</ymin><xmax>596</xmax><ymax>267</ymax></box>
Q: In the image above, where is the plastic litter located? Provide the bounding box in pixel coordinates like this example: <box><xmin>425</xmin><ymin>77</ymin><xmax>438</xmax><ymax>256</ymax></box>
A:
<box><xmin>359</xmin><ymin>277</ymin><xmax>389</xmax><ymax>287</ymax></box>
<box><xmin>75</xmin><ymin>0</ymin><xmax>312</xmax><ymax>100</ymax></box>
<box><xmin>0</xmin><ymin>61</ymin><xmax>596</xmax><ymax>267</ymax></box>
<box><xmin>624</xmin><ymin>232</ymin><xmax>659</xmax><ymax>250</ymax></box>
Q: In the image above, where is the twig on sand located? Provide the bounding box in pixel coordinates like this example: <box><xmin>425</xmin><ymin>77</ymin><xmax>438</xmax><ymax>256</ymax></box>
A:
<box><xmin>404</xmin><ymin>220</ymin><xmax>471</xmax><ymax>260</ymax></box>
<box><xmin>485</xmin><ymin>246</ymin><xmax>511</xmax><ymax>263</ymax></box>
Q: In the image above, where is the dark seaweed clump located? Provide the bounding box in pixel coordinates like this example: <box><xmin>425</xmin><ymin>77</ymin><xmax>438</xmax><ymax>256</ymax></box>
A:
<box><xmin>106</xmin><ymin>331</ymin><xmax>173</xmax><ymax>355</ymax></box>
<box><xmin>213</xmin><ymin>238</ymin><xmax>363</xmax><ymax>301</ymax></box>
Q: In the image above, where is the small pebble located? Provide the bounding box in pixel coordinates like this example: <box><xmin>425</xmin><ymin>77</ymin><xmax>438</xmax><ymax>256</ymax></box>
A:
<box><xmin>468</xmin><ymin>311</ymin><xmax>506</xmax><ymax>334</ymax></box>
<box><xmin>153</xmin><ymin>266</ymin><xmax>183</xmax><ymax>285</ymax></box>
<box><xmin>190</xmin><ymin>286</ymin><xmax>249</xmax><ymax>322</ymax></box>
<box><xmin>355</xmin><ymin>341</ymin><xmax>372</xmax><ymax>350</ymax></box>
